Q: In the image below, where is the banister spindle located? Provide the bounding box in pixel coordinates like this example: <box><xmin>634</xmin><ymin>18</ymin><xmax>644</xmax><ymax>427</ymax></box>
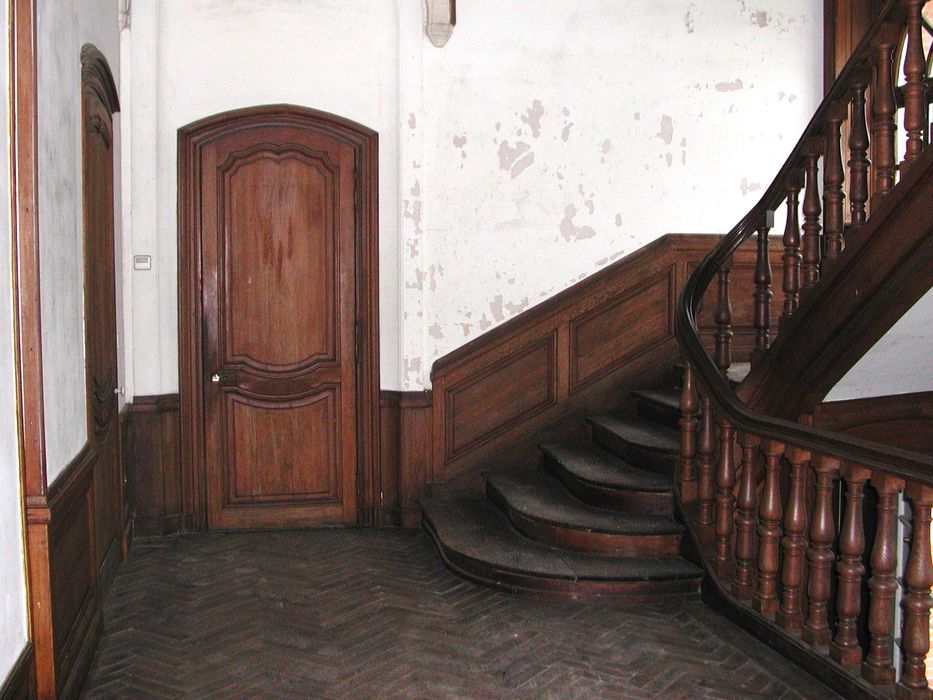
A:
<box><xmin>896</xmin><ymin>485</ymin><xmax>933</xmax><ymax>700</ymax></box>
<box><xmin>823</xmin><ymin>102</ymin><xmax>847</xmax><ymax>261</ymax></box>
<box><xmin>801</xmin><ymin>144</ymin><xmax>823</xmax><ymax>289</ymax></box>
<box><xmin>782</xmin><ymin>170</ymin><xmax>804</xmax><ymax>320</ymax></box>
<box><xmin>715</xmin><ymin>257</ymin><xmax>734</xmax><ymax>375</ymax></box>
<box><xmin>753</xmin><ymin>214</ymin><xmax>773</xmax><ymax>360</ymax></box>
<box><xmin>831</xmin><ymin>465</ymin><xmax>870</xmax><ymax>666</ymax></box>
<box><xmin>871</xmin><ymin>27</ymin><xmax>898</xmax><ymax>209</ymax></box>
<box><xmin>847</xmin><ymin>67</ymin><xmax>870</xmax><ymax>234</ymax></box>
<box><xmin>802</xmin><ymin>455</ymin><xmax>841</xmax><ymax>648</ymax></box>
<box><xmin>753</xmin><ymin>440</ymin><xmax>784</xmax><ymax>617</ymax></box>
<box><xmin>732</xmin><ymin>433</ymin><xmax>760</xmax><ymax>600</ymax></box>
<box><xmin>678</xmin><ymin>362</ymin><xmax>698</xmax><ymax>502</ymax></box>
<box><xmin>713</xmin><ymin>417</ymin><xmax>737</xmax><ymax>578</ymax></box>
<box><xmin>777</xmin><ymin>447</ymin><xmax>810</xmax><ymax>631</ymax></box>
<box><xmin>901</xmin><ymin>0</ymin><xmax>928</xmax><ymax>171</ymax></box>
<box><xmin>862</xmin><ymin>475</ymin><xmax>902</xmax><ymax>686</ymax></box>
<box><xmin>696</xmin><ymin>391</ymin><xmax>716</xmax><ymax>527</ymax></box>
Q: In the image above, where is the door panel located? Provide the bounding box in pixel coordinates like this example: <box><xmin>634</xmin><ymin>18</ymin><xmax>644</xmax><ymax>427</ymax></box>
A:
<box><xmin>200</xmin><ymin>123</ymin><xmax>358</xmax><ymax>529</ymax></box>
<box><xmin>82</xmin><ymin>62</ymin><xmax>121</xmax><ymax>592</ymax></box>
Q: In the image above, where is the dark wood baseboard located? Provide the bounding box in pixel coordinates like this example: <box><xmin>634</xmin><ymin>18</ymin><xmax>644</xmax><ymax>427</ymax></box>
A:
<box><xmin>0</xmin><ymin>644</ymin><xmax>35</xmax><ymax>700</ymax></box>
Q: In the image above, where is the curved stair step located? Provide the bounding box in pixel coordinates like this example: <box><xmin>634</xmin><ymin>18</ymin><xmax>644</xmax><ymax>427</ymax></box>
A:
<box><xmin>484</xmin><ymin>470</ymin><xmax>683</xmax><ymax>556</ymax></box>
<box><xmin>541</xmin><ymin>442</ymin><xmax>673</xmax><ymax>514</ymax></box>
<box><xmin>421</xmin><ymin>495</ymin><xmax>703</xmax><ymax>603</ymax></box>
<box><xmin>588</xmin><ymin>414</ymin><xmax>680</xmax><ymax>475</ymax></box>
<box><xmin>632</xmin><ymin>388</ymin><xmax>681</xmax><ymax>429</ymax></box>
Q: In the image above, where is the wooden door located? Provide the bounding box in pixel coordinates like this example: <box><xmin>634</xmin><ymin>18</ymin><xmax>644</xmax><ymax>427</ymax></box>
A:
<box><xmin>197</xmin><ymin>115</ymin><xmax>360</xmax><ymax>529</ymax></box>
<box><xmin>81</xmin><ymin>47</ymin><xmax>122</xmax><ymax>591</ymax></box>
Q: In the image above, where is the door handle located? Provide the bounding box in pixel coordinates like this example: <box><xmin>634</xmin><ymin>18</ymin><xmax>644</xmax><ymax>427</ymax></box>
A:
<box><xmin>211</xmin><ymin>371</ymin><xmax>236</xmax><ymax>385</ymax></box>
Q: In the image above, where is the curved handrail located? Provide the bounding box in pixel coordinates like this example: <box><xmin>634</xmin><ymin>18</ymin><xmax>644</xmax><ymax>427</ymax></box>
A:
<box><xmin>675</xmin><ymin>0</ymin><xmax>933</xmax><ymax>481</ymax></box>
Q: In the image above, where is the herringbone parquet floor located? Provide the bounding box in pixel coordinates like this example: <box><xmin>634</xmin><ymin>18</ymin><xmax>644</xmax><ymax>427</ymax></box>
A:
<box><xmin>80</xmin><ymin>529</ymin><xmax>841</xmax><ymax>699</ymax></box>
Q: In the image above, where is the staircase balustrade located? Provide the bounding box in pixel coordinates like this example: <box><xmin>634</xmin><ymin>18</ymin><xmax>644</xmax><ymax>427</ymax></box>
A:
<box><xmin>675</xmin><ymin>2</ymin><xmax>933</xmax><ymax>697</ymax></box>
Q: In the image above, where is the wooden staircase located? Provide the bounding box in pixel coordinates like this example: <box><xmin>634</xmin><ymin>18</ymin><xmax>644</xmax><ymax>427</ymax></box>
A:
<box><xmin>421</xmin><ymin>379</ymin><xmax>704</xmax><ymax>603</ymax></box>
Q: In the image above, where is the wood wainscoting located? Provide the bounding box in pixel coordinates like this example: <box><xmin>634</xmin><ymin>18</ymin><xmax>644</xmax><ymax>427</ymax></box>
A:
<box><xmin>25</xmin><ymin>445</ymin><xmax>102</xmax><ymax>699</ymax></box>
<box><xmin>0</xmin><ymin>644</ymin><xmax>35</xmax><ymax>700</ymax></box>
<box><xmin>812</xmin><ymin>391</ymin><xmax>933</xmax><ymax>454</ymax></box>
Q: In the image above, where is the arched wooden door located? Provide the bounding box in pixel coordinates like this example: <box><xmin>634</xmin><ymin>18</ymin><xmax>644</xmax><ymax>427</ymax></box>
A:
<box><xmin>81</xmin><ymin>45</ymin><xmax>122</xmax><ymax>589</ymax></box>
<box><xmin>179</xmin><ymin>106</ymin><xmax>380</xmax><ymax>530</ymax></box>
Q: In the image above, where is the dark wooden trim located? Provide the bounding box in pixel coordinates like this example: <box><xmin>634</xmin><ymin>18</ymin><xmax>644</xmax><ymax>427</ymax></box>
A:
<box><xmin>0</xmin><ymin>644</ymin><xmax>35</xmax><ymax>700</ymax></box>
<box><xmin>177</xmin><ymin>104</ymin><xmax>380</xmax><ymax>530</ymax></box>
<box><xmin>813</xmin><ymin>391</ymin><xmax>933</xmax><ymax>453</ymax></box>
<box><xmin>379</xmin><ymin>390</ymin><xmax>433</xmax><ymax>527</ymax></box>
<box><xmin>79</xmin><ymin>44</ymin><xmax>119</xmax><ymax>115</ymax></box>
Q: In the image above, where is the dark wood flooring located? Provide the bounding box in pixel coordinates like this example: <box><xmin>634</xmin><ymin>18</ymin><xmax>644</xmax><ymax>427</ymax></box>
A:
<box><xmin>80</xmin><ymin>529</ymin><xmax>841</xmax><ymax>699</ymax></box>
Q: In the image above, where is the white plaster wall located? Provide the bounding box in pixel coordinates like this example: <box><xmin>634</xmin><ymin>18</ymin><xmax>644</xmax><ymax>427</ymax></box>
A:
<box><xmin>124</xmin><ymin>0</ymin><xmax>401</xmax><ymax>396</ymax></box>
<box><xmin>125</xmin><ymin>1</ymin><xmax>824</xmax><ymax>393</ymax></box>
<box><xmin>0</xmin><ymin>0</ymin><xmax>30</xmax><ymax>676</ymax></box>
<box><xmin>37</xmin><ymin>0</ymin><xmax>121</xmax><ymax>483</ymax></box>
<box><xmin>825</xmin><ymin>289</ymin><xmax>933</xmax><ymax>402</ymax></box>
<box><xmin>403</xmin><ymin>0</ymin><xmax>824</xmax><ymax>388</ymax></box>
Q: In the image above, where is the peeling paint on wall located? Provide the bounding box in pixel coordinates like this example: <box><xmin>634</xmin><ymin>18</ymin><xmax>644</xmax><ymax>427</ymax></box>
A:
<box><xmin>559</xmin><ymin>204</ymin><xmax>597</xmax><ymax>241</ymax></box>
<box><xmin>716</xmin><ymin>78</ymin><xmax>745</xmax><ymax>92</ymax></box>
<box><xmin>497</xmin><ymin>140</ymin><xmax>535</xmax><ymax>179</ymax></box>
<box><xmin>740</xmin><ymin>177</ymin><xmax>762</xmax><ymax>195</ymax></box>
<box><xmin>522</xmin><ymin>99</ymin><xmax>545</xmax><ymax>138</ymax></box>
<box><xmin>656</xmin><ymin>115</ymin><xmax>673</xmax><ymax>145</ymax></box>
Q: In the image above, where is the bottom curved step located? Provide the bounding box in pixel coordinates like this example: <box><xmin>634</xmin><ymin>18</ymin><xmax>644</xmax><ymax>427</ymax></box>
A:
<box><xmin>421</xmin><ymin>495</ymin><xmax>703</xmax><ymax>604</ymax></box>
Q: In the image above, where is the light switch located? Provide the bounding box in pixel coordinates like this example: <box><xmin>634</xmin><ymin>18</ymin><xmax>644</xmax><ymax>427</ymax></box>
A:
<box><xmin>133</xmin><ymin>254</ymin><xmax>152</xmax><ymax>271</ymax></box>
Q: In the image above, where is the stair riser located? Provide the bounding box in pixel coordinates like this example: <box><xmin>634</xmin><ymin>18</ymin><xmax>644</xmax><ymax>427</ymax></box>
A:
<box><xmin>591</xmin><ymin>424</ymin><xmax>679</xmax><ymax>476</ymax></box>
<box><xmin>423</xmin><ymin>516</ymin><xmax>702</xmax><ymax>604</ymax></box>
<box><xmin>543</xmin><ymin>457</ymin><xmax>673</xmax><ymax>515</ymax></box>
<box><xmin>635</xmin><ymin>398</ymin><xmax>681</xmax><ymax>430</ymax></box>
<box><xmin>485</xmin><ymin>482</ymin><xmax>681</xmax><ymax>556</ymax></box>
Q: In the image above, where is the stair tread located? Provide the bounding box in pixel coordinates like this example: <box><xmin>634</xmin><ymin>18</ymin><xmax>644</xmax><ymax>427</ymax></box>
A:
<box><xmin>540</xmin><ymin>442</ymin><xmax>672</xmax><ymax>492</ymax></box>
<box><xmin>422</xmin><ymin>495</ymin><xmax>702</xmax><ymax>582</ymax></box>
<box><xmin>485</xmin><ymin>470</ymin><xmax>683</xmax><ymax>536</ymax></box>
<box><xmin>632</xmin><ymin>388</ymin><xmax>681</xmax><ymax>412</ymax></box>
<box><xmin>587</xmin><ymin>414</ymin><xmax>680</xmax><ymax>455</ymax></box>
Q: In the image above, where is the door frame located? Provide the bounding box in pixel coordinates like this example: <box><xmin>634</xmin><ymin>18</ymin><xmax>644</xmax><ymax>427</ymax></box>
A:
<box><xmin>177</xmin><ymin>104</ymin><xmax>381</xmax><ymax>530</ymax></box>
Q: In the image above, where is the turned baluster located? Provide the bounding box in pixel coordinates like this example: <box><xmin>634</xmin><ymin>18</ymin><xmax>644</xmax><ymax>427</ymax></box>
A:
<box><xmin>782</xmin><ymin>170</ymin><xmax>804</xmax><ymax>320</ymax></box>
<box><xmin>823</xmin><ymin>102</ymin><xmax>847</xmax><ymax>261</ymax></box>
<box><xmin>801</xmin><ymin>145</ymin><xmax>823</xmax><ymax>289</ymax></box>
<box><xmin>862</xmin><ymin>475</ymin><xmax>902</xmax><ymax>686</ymax></box>
<box><xmin>733</xmin><ymin>433</ymin><xmax>760</xmax><ymax>600</ymax></box>
<box><xmin>847</xmin><ymin>67</ymin><xmax>870</xmax><ymax>234</ymax></box>
<box><xmin>802</xmin><ymin>454</ymin><xmax>840</xmax><ymax>648</ymax></box>
<box><xmin>777</xmin><ymin>446</ymin><xmax>810</xmax><ymax>631</ymax></box>
<box><xmin>696</xmin><ymin>390</ymin><xmax>716</xmax><ymax>527</ymax></box>
<box><xmin>714</xmin><ymin>257</ymin><xmax>734</xmax><ymax>375</ymax></box>
<box><xmin>896</xmin><ymin>485</ymin><xmax>933</xmax><ymax>700</ymax></box>
<box><xmin>870</xmin><ymin>28</ymin><xmax>898</xmax><ymax>209</ymax></box>
<box><xmin>901</xmin><ymin>0</ymin><xmax>928</xmax><ymax>171</ymax></box>
<box><xmin>753</xmin><ymin>214</ymin><xmax>773</xmax><ymax>360</ymax></box>
<box><xmin>754</xmin><ymin>440</ymin><xmax>784</xmax><ymax>616</ymax></box>
<box><xmin>831</xmin><ymin>465</ymin><xmax>870</xmax><ymax>666</ymax></box>
<box><xmin>678</xmin><ymin>362</ymin><xmax>698</xmax><ymax>502</ymax></box>
<box><xmin>713</xmin><ymin>418</ymin><xmax>737</xmax><ymax>579</ymax></box>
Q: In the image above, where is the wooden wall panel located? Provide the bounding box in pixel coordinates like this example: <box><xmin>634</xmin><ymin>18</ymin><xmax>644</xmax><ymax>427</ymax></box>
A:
<box><xmin>428</xmin><ymin>234</ymin><xmax>724</xmax><ymax>489</ymax></box>
<box><xmin>570</xmin><ymin>268</ymin><xmax>673</xmax><ymax>391</ymax></box>
<box><xmin>813</xmin><ymin>391</ymin><xmax>933</xmax><ymax>454</ymax></box>
<box><xmin>124</xmin><ymin>395</ymin><xmax>182</xmax><ymax>537</ymax></box>
<box><xmin>26</xmin><ymin>445</ymin><xmax>102</xmax><ymax>699</ymax></box>
<box><xmin>445</xmin><ymin>334</ymin><xmax>557</xmax><ymax>461</ymax></box>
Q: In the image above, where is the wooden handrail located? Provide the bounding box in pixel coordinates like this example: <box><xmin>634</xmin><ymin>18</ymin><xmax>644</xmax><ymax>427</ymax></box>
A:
<box><xmin>675</xmin><ymin>0</ymin><xmax>933</xmax><ymax>484</ymax></box>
